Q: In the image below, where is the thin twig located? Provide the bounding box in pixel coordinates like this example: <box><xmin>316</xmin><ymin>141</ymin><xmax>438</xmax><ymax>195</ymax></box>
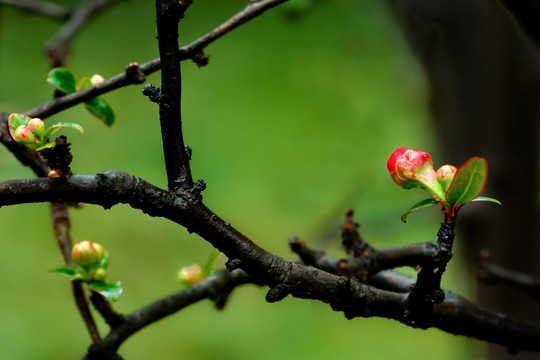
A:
<box><xmin>84</xmin><ymin>269</ymin><xmax>253</xmax><ymax>359</ymax></box>
<box><xmin>73</xmin><ymin>281</ymin><xmax>102</xmax><ymax>344</ymax></box>
<box><xmin>0</xmin><ymin>0</ymin><xmax>70</xmax><ymax>18</ymax></box>
<box><xmin>478</xmin><ymin>251</ymin><xmax>540</xmax><ymax>301</ymax></box>
<box><xmin>11</xmin><ymin>0</ymin><xmax>288</xmax><ymax>120</ymax></box>
<box><xmin>51</xmin><ymin>201</ymin><xmax>102</xmax><ymax>343</ymax></box>
<box><xmin>44</xmin><ymin>0</ymin><xmax>121</xmax><ymax>66</ymax></box>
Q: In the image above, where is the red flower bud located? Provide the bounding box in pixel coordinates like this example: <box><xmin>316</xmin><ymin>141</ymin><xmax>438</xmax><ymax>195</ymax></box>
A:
<box><xmin>387</xmin><ymin>147</ymin><xmax>445</xmax><ymax>200</ymax></box>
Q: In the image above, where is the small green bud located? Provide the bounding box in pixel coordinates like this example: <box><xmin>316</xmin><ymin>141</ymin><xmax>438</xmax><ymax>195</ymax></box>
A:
<box><xmin>93</xmin><ymin>268</ymin><xmax>107</xmax><ymax>281</ymax></box>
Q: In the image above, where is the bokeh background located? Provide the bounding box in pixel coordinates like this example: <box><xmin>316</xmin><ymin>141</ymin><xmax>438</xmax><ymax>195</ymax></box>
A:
<box><xmin>0</xmin><ymin>0</ymin><xmax>483</xmax><ymax>358</ymax></box>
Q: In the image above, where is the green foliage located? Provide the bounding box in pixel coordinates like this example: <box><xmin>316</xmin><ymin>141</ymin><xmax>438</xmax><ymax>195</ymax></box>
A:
<box><xmin>47</xmin><ymin>68</ymin><xmax>115</xmax><ymax>126</ymax></box>
<box><xmin>8</xmin><ymin>113</ymin><xmax>83</xmax><ymax>151</ymax></box>
<box><xmin>445</xmin><ymin>157</ymin><xmax>487</xmax><ymax>207</ymax></box>
<box><xmin>401</xmin><ymin>198</ymin><xmax>437</xmax><ymax>223</ymax></box>
<box><xmin>87</xmin><ymin>281</ymin><xmax>123</xmax><ymax>301</ymax></box>
<box><xmin>0</xmin><ymin>1</ymin><xmax>473</xmax><ymax>359</ymax></box>
<box><xmin>47</xmin><ymin>68</ymin><xmax>77</xmax><ymax>93</ymax></box>
<box><xmin>392</xmin><ymin>152</ymin><xmax>500</xmax><ymax>221</ymax></box>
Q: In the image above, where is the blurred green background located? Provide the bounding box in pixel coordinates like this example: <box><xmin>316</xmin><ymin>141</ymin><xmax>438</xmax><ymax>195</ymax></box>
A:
<box><xmin>0</xmin><ymin>0</ymin><xmax>482</xmax><ymax>358</ymax></box>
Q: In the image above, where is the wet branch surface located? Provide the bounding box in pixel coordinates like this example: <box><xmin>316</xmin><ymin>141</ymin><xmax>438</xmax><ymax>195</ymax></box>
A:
<box><xmin>0</xmin><ymin>0</ymin><xmax>288</xmax><ymax>125</ymax></box>
<box><xmin>1</xmin><ymin>173</ymin><xmax>539</xmax><ymax>354</ymax></box>
<box><xmin>153</xmin><ymin>0</ymin><xmax>193</xmax><ymax>190</ymax></box>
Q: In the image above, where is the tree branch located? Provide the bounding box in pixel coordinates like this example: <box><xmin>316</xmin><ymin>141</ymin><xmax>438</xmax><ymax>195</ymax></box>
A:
<box><xmin>44</xmin><ymin>0</ymin><xmax>121</xmax><ymax>66</ymax></box>
<box><xmin>478</xmin><ymin>250</ymin><xmax>540</xmax><ymax>301</ymax></box>
<box><xmin>83</xmin><ymin>269</ymin><xmax>253</xmax><ymax>359</ymax></box>
<box><xmin>1</xmin><ymin>173</ymin><xmax>539</xmax><ymax>352</ymax></box>
<box><xmin>0</xmin><ymin>0</ymin><xmax>70</xmax><ymax>18</ymax></box>
<box><xmin>2</xmin><ymin>0</ymin><xmax>287</xmax><ymax>122</ymax></box>
<box><xmin>153</xmin><ymin>0</ymin><xmax>193</xmax><ymax>190</ymax></box>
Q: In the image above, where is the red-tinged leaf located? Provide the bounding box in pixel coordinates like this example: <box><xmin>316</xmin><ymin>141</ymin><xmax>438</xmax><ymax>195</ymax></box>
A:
<box><xmin>446</xmin><ymin>157</ymin><xmax>487</xmax><ymax>206</ymax></box>
<box><xmin>47</xmin><ymin>68</ymin><xmax>76</xmax><ymax>93</ymax></box>
<box><xmin>7</xmin><ymin>113</ymin><xmax>31</xmax><ymax>138</ymax></box>
<box><xmin>400</xmin><ymin>198</ymin><xmax>438</xmax><ymax>223</ymax></box>
<box><xmin>34</xmin><ymin>141</ymin><xmax>56</xmax><ymax>152</ymax></box>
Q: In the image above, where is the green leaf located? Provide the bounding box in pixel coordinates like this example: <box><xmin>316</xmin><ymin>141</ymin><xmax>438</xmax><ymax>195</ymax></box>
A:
<box><xmin>49</xmin><ymin>265</ymin><xmax>80</xmax><ymax>278</ymax></box>
<box><xmin>472</xmin><ymin>196</ymin><xmax>502</xmax><ymax>205</ymax></box>
<box><xmin>445</xmin><ymin>157</ymin><xmax>487</xmax><ymax>206</ymax></box>
<box><xmin>43</xmin><ymin>122</ymin><xmax>84</xmax><ymax>138</ymax></box>
<box><xmin>77</xmin><ymin>75</ymin><xmax>115</xmax><ymax>126</ymax></box>
<box><xmin>400</xmin><ymin>198</ymin><xmax>438</xmax><ymax>223</ymax></box>
<box><xmin>34</xmin><ymin>141</ymin><xmax>56</xmax><ymax>152</ymax></box>
<box><xmin>84</xmin><ymin>97</ymin><xmax>115</xmax><ymax>126</ymax></box>
<box><xmin>47</xmin><ymin>68</ymin><xmax>77</xmax><ymax>93</ymax></box>
<box><xmin>88</xmin><ymin>281</ymin><xmax>123</xmax><ymax>301</ymax></box>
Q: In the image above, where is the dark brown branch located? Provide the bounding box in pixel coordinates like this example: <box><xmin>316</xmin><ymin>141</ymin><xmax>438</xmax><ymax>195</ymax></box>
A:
<box><xmin>10</xmin><ymin>0</ymin><xmax>288</xmax><ymax>121</ymax></box>
<box><xmin>44</xmin><ymin>0</ymin><xmax>121</xmax><ymax>66</ymax></box>
<box><xmin>478</xmin><ymin>252</ymin><xmax>540</xmax><ymax>301</ymax></box>
<box><xmin>73</xmin><ymin>281</ymin><xmax>102</xmax><ymax>344</ymax></box>
<box><xmin>407</xmin><ymin>222</ymin><xmax>454</xmax><ymax>320</ymax></box>
<box><xmin>83</xmin><ymin>269</ymin><xmax>253</xmax><ymax>360</ymax></box>
<box><xmin>335</xmin><ymin>210</ymin><xmax>444</xmax><ymax>280</ymax></box>
<box><xmin>154</xmin><ymin>0</ymin><xmax>193</xmax><ymax>190</ymax></box>
<box><xmin>89</xmin><ymin>292</ymin><xmax>125</xmax><ymax>328</ymax></box>
<box><xmin>289</xmin><ymin>235</ymin><xmax>415</xmax><ymax>292</ymax></box>
<box><xmin>1</xmin><ymin>173</ymin><xmax>539</xmax><ymax>352</ymax></box>
<box><xmin>0</xmin><ymin>0</ymin><xmax>70</xmax><ymax>18</ymax></box>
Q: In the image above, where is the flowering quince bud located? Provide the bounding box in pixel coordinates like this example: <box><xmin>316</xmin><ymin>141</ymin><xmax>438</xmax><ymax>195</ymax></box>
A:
<box><xmin>28</xmin><ymin>118</ymin><xmax>45</xmax><ymax>138</ymax></box>
<box><xmin>13</xmin><ymin>125</ymin><xmax>36</xmax><ymax>144</ymax></box>
<box><xmin>436</xmin><ymin>165</ymin><xmax>457</xmax><ymax>192</ymax></box>
<box><xmin>178</xmin><ymin>264</ymin><xmax>206</xmax><ymax>287</ymax></box>
<box><xmin>90</xmin><ymin>74</ymin><xmax>104</xmax><ymax>85</ymax></box>
<box><xmin>387</xmin><ymin>147</ymin><xmax>446</xmax><ymax>200</ymax></box>
<box><xmin>72</xmin><ymin>241</ymin><xmax>106</xmax><ymax>269</ymax></box>
<box><xmin>48</xmin><ymin>169</ymin><xmax>62</xmax><ymax>178</ymax></box>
